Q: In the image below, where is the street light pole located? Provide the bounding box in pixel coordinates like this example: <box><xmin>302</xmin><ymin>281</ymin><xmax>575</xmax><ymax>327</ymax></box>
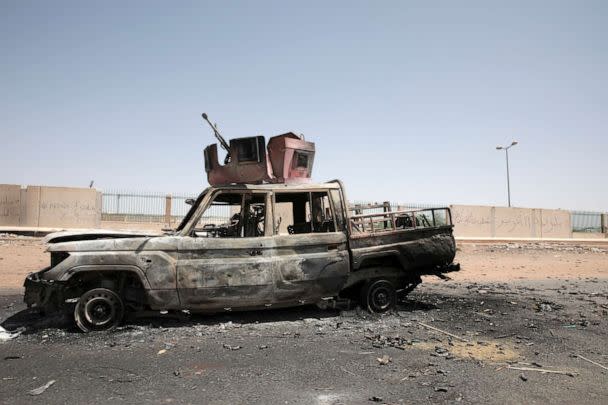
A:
<box><xmin>496</xmin><ymin>141</ymin><xmax>518</xmax><ymax>207</ymax></box>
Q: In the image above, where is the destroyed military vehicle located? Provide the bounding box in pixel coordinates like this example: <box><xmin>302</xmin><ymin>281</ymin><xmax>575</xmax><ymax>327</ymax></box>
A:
<box><xmin>24</xmin><ymin>114</ymin><xmax>459</xmax><ymax>332</ymax></box>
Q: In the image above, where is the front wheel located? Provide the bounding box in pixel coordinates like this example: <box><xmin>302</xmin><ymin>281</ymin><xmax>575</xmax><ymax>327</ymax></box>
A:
<box><xmin>361</xmin><ymin>279</ymin><xmax>396</xmax><ymax>313</ymax></box>
<box><xmin>74</xmin><ymin>288</ymin><xmax>124</xmax><ymax>332</ymax></box>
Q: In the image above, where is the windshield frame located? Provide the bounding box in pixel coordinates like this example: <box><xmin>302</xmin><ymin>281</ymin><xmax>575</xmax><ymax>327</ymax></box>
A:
<box><xmin>174</xmin><ymin>189</ymin><xmax>209</xmax><ymax>233</ymax></box>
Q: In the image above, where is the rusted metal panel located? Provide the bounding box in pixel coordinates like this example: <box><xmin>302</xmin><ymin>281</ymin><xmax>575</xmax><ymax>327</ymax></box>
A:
<box><xmin>176</xmin><ymin>235</ymin><xmax>276</xmax><ymax>309</ymax></box>
<box><xmin>175</xmin><ymin>232</ymin><xmax>349</xmax><ymax>311</ymax></box>
<box><xmin>204</xmin><ymin>140</ymin><xmax>270</xmax><ymax>186</ymax></box>
<box><xmin>349</xmin><ymin>229</ymin><xmax>456</xmax><ymax>272</ymax></box>
<box><xmin>266</xmin><ymin>133</ymin><xmax>315</xmax><ymax>183</ymax></box>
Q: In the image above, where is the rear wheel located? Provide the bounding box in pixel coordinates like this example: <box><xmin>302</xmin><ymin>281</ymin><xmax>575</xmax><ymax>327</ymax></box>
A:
<box><xmin>361</xmin><ymin>279</ymin><xmax>396</xmax><ymax>313</ymax></box>
<box><xmin>74</xmin><ymin>288</ymin><xmax>124</xmax><ymax>332</ymax></box>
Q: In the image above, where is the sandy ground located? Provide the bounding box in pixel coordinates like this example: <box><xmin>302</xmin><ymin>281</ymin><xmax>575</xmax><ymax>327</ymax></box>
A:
<box><xmin>0</xmin><ymin>236</ymin><xmax>47</xmax><ymax>293</ymax></box>
<box><xmin>0</xmin><ymin>237</ymin><xmax>607</xmax><ymax>404</ymax></box>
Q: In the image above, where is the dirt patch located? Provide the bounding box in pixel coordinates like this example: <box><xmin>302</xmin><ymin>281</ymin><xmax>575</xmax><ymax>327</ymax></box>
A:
<box><xmin>413</xmin><ymin>340</ymin><xmax>521</xmax><ymax>363</ymax></box>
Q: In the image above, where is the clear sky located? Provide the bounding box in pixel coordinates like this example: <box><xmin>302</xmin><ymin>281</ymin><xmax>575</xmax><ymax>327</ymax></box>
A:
<box><xmin>1</xmin><ymin>1</ymin><xmax>606</xmax><ymax>211</ymax></box>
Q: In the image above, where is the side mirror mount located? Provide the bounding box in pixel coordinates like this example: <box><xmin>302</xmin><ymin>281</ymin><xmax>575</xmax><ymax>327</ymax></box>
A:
<box><xmin>185</xmin><ymin>198</ymin><xmax>195</xmax><ymax>206</ymax></box>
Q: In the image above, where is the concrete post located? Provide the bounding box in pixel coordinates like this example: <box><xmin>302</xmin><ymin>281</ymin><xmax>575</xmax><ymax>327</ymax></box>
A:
<box><xmin>382</xmin><ymin>201</ymin><xmax>390</xmax><ymax>229</ymax></box>
<box><xmin>165</xmin><ymin>195</ymin><xmax>172</xmax><ymax>227</ymax></box>
<box><xmin>601</xmin><ymin>213</ymin><xmax>607</xmax><ymax>234</ymax></box>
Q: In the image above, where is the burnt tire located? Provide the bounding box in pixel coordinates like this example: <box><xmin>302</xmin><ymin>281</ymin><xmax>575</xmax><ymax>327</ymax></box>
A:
<box><xmin>361</xmin><ymin>279</ymin><xmax>396</xmax><ymax>313</ymax></box>
<box><xmin>74</xmin><ymin>288</ymin><xmax>124</xmax><ymax>332</ymax></box>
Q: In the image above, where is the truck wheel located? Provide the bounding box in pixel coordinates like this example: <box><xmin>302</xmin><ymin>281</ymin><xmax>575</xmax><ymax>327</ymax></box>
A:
<box><xmin>74</xmin><ymin>288</ymin><xmax>124</xmax><ymax>332</ymax></box>
<box><xmin>361</xmin><ymin>279</ymin><xmax>396</xmax><ymax>313</ymax></box>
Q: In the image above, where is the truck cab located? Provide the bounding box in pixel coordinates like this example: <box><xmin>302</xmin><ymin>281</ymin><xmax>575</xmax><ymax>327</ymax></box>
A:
<box><xmin>173</xmin><ymin>181</ymin><xmax>351</xmax><ymax>312</ymax></box>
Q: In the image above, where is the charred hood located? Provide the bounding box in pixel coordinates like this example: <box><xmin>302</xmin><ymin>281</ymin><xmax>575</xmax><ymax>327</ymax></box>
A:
<box><xmin>43</xmin><ymin>229</ymin><xmax>163</xmax><ymax>244</ymax></box>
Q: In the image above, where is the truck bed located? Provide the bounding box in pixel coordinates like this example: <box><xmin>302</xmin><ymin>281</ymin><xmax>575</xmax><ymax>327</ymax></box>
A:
<box><xmin>347</xmin><ymin>207</ymin><xmax>457</xmax><ymax>275</ymax></box>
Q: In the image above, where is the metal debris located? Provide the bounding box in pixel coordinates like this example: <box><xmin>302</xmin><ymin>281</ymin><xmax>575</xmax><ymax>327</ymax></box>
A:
<box><xmin>28</xmin><ymin>380</ymin><xmax>56</xmax><ymax>396</ymax></box>
<box><xmin>576</xmin><ymin>355</ymin><xmax>608</xmax><ymax>371</ymax></box>
<box><xmin>0</xmin><ymin>326</ymin><xmax>22</xmax><ymax>342</ymax></box>
<box><xmin>418</xmin><ymin>322</ymin><xmax>469</xmax><ymax>342</ymax></box>
<box><xmin>507</xmin><ymin>366</ymin><xmax>577</xmax><ymax>377</ymax></box>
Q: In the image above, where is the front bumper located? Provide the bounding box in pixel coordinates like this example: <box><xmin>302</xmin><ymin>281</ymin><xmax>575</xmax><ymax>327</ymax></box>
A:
<box><xmin>443</xmin><ymin>262</ymin><xmax>460</xmax><ymax>273</ymax></box>
<box><xmin>23</xmin><ymin>270</ymin><xmax>66</xmax><ymax>310</ymax></box>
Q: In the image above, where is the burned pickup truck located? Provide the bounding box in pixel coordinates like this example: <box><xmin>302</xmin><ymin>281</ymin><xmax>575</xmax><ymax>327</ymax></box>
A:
<box><xmin>24</xmin><ymin>116</ymin><xmax>458</xmax><ymax>332</ymax></box>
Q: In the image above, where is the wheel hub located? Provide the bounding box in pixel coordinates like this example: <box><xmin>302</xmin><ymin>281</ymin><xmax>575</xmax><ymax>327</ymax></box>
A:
<box><xmin>75</xmin><ymin>288</ymin><xmax>125</xmax><ymax>333</ymax></box>
<box><xmin>375</xmin><ymin>291</ymin><xmax>388</xmax><ymax>306</ymax></box>
<box><xmin>84</xmin><ymin>295</ymin><xmax>117</xmax><ymax>326</ymax></box>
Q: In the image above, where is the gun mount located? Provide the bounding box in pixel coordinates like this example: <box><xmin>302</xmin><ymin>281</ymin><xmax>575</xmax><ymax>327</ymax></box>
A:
<box><xmin>202</xmin><ymin>114</ymin><xmax>315</xmax><ymax>186</ymax></box>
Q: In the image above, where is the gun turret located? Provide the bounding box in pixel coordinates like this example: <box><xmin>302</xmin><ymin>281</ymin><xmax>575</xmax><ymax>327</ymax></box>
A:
<box><xmin>201</xmin><ymin>113</ymin><xmax>315</xmax><ymax>186</ymax></box>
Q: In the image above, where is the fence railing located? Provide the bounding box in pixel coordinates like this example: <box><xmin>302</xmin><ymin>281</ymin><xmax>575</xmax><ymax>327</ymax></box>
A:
<box><xmin>101</xmin><ymin>190</ymin><xmax>195</xmax><ymax>224</ymax></box>
<box><xmin>101</xmin><ymin>190</ymin><xmax>606</xmax><ymax>233</ymax></box>
<box><xmin>571</xmin><ymin>211</ymin><xmax>604</xmax><ymax>233</ymax></box>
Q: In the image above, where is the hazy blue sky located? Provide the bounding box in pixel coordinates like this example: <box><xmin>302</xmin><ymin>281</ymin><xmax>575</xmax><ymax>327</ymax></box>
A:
<box><xmin>1</xmin><ymin>1</ymin><xmax>606</xmax><ymax>211</ymax></box>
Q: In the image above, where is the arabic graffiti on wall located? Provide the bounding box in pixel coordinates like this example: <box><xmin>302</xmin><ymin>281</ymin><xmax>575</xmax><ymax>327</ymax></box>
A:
<box><xmin>451</xmin><ymin>205</ymin><xmax>570</xmax><ymax>238</ymax></box>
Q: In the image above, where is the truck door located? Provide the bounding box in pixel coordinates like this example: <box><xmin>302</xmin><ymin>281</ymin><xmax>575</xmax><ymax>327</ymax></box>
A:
<box><xmin>176</xmin><ymin>191</ymin><xmax>275</xmax><ymax>310</ymax></box>
<box><xmin>271</xmin><ymin>190</ymin><xmax>350</xmax><ymax>305</ymax></box>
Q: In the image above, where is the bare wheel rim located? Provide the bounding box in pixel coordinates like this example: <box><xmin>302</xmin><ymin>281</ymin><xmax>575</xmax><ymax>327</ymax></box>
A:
<box><xmin>367</xmin><ymin>281</ymin><xmax>395</xmax><ymax>312</ymax></box>
<box><xmin>84</xmin><ymin>295</ymin><xmax>117</xmax><ymax>326</ymax></box>
<box><xmin>75</xmin><ymin>288</ymin><xmax>124</xmax><ymax>332</ymax></box>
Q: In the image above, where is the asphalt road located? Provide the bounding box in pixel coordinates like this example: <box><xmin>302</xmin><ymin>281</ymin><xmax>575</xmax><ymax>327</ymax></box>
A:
<box><xmin>1</xmin><ymin>277</ymin><xmax>607</xmax><ymax>405</ymax></box>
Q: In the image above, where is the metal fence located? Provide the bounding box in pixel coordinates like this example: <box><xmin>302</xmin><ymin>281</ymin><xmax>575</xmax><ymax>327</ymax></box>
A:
<box><xmin>571</xmin><ymin>211</ymin><xmax>603</xmax><ymax>233</ymax></box>
<box><xmin>101</xmin><ymin>190</ymin><xmax>196</xmax><ymax>223</ymax></box>
<box><xmin>101</xmin><ymin>190</ymin><xmax>605</xmax><ymax>233</ymax></box>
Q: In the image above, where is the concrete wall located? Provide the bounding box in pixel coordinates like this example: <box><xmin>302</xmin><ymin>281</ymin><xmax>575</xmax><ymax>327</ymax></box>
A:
<box><xmin>451</xmin><ymin>204</ymin><xmax>572</xmax><ymax>238</ymax></box>
<box><xmin>449</xmin><ymin>205</ymin><xmax>494</xmax><ymax>237</ymax></box>
<box><xmin>0</xmin><ymin>184</ymin><xmax>21</xmax><ymax>226</ymax></box>
<box><xmin>0</xmin><ymin>184</ymin><xmax>101</xmax><ymax>229</ymax></box>
<box><xmin>35</xmin><ymin>186</ymin><xmax>100</xmax><ymax>228</ymax></box>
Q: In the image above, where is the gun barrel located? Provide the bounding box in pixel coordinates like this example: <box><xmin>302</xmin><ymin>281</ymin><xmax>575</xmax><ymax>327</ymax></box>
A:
<box><xmin>202</xmin><ymin>113</ymin><xmax>230</xmax><ymax>153</ymax></box>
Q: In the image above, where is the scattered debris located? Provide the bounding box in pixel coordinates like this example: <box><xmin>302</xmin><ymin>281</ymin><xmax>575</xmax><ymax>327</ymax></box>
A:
<box><xmin>507</xmin><ymin>366</ymin><xmax>577</xmax><ymax>377</ymax></box>
<box><xmin>0</xmin><ymin>326</ymin><xmax>22</xmax><ymax>342</ymax></box>
<box><xmin>434</xmin><ymin>346</ymin><xmax>450</xmax><ymax>357</ymax></box>
<box><xmin>28</xmin><ymin>380</ymin><xmax>56</xmax><ymax>396</ymax></box>
<box><xmin>157</xmin><ymin>349</ymin><xmax>167</xmax><ymax>355</ymax></box>
<box><xmin>222</xmin><ymin>343</ymin><xmax>242</xmax><ymax>351</ymax></box>
<box><xmin>434</xmin><ymin>386</ymin><xmax>448</xmax><ymax>392</ymax></box>
<box><xmin>418</xmin><ymin>322</ymin><xmax>469</xmax><ymax>342</ymax></box>
<box><xmin>334</xmin><ymin>365</ymin><xmax>353</xmax><ymax>375</ymax></box>
<box><xmin>377</xmin><ymin>355</ymin><xmax>391</xmax><ymax>365</ymax></box>
<box><xmin>369</xmin><ymin>396</ymin><xmax>383</xmax><ymax>402</ymax></box>
<box><xmin>576</xmin><ymin>355</ymin><xmax>608</xmax><ymax>371</ymax></box>
<box><xmin>519</xmin><ymin>374</ymin><xmax>528</xmax><ymax>382</ymax></box>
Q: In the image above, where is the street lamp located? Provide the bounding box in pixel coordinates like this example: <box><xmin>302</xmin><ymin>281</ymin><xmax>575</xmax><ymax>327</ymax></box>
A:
<box><xmin>496</xmin><ymin>141</ymin><xmax>518</xmax><ymax>207</ymax></box>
